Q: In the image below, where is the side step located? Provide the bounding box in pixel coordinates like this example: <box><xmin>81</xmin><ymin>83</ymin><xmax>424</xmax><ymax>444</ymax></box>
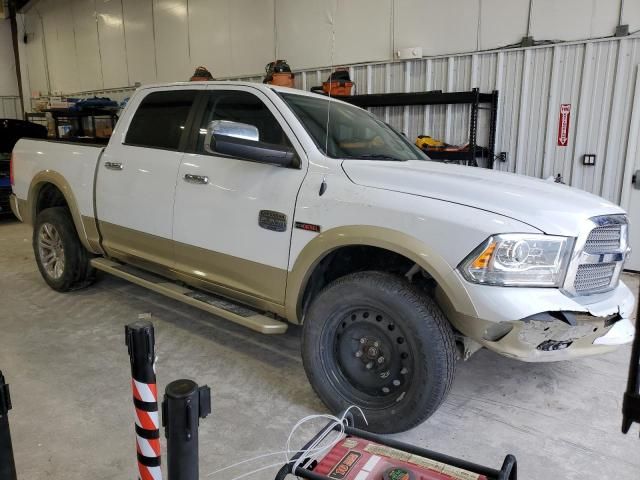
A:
<box><xmin>90</xmin><ymin>258</ymin><xmax>288</xmax><ymax>334</ymax></box>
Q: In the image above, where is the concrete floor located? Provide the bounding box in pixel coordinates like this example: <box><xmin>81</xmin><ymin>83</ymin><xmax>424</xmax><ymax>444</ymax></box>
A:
<box><xmin>1</xmin><ymin>217</ymin><xmax>639</xmax><ymax>480</ymax></box>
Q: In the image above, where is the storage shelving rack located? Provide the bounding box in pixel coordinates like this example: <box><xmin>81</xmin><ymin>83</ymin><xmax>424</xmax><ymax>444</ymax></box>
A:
<box><xmin>340</xmin><ymin>88</ymin><xmax>499</xmax><ymax>168</ymax></box>
<box><xmin>44</xmin><ymin>108</ymin><xmax>119</xmax><ymax>144</ymax></box>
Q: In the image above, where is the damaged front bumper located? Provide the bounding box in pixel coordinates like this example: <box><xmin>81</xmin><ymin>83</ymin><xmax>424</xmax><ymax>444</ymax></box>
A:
<box><xmin>438</xmin><ymin>270</ymin><xmax>636</xmax><ymax>362</ymax></box>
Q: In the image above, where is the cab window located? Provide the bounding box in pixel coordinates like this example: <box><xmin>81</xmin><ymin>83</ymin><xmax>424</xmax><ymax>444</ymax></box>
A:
<box><xmin>197</xmin><ymin>91</ymin><xmax>291</xmax><ymax>153</ymax></box>
<box><xmin>126</xmin><ymin>90</ymin><xmax>197</xmax><ymax>150</ymax></box>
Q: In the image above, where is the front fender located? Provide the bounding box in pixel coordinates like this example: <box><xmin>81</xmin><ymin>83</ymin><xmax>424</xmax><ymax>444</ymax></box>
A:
<box><xmin>284</xmin><ymin>225</ymin><xmax>478</xmax><ymax>323</ymax></box>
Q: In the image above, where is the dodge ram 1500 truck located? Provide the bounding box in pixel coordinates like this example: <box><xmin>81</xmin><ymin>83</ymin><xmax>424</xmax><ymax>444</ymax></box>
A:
<box><xmin>10</xmin><ymin>82</ymin><xmax>636</xmax><ymax>433</ymax></box>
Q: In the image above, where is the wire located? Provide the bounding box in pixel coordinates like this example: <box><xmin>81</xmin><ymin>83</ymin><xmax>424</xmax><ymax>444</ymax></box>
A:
<box><xmin>206</xmin><ymin>407</ymin><xmax>367</xmax><ymax>480</ymax></box>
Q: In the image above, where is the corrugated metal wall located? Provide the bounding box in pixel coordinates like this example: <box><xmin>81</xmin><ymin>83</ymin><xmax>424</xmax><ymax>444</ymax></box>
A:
<box><xmin>0</xmin><ymin>96</ymin><xmax>22</xmax><ymax>119</ymax></box>
<box><xmin>57</xmin><ymin>36</ymin><xmax>640</xmax><ymax>206</ymax></box>
<box><xmin>237</xmin><ymin>36</ymin><xmax>640</xmax><ymax>205</ymax></box>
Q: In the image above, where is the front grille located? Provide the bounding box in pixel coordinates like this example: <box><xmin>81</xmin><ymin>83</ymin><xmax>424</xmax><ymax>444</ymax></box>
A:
<box><xmin>574</xmin><ymin>263</ymin><xmax>617</xmax><ymax>293</ymax></box>
<box><xmin>584</xmin><ymin>225</ymin><xmax>621</xmax><ymax>253</ymax></box>
<box><xmin>566</xmin><ymin>215</ymin><xmax>628</xmax><ymax>296</ymax></box>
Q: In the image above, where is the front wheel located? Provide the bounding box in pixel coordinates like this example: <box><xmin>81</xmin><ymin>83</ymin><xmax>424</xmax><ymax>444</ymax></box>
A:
<box><xmin>302</xmin><ymin>271</ymin><xmax>456</xmax><ymax>433</ymax></box>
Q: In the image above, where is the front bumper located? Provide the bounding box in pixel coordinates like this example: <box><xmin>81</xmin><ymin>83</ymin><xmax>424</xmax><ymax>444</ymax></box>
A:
<box><xmin>438</xmin><ymin>270</ymin><xmax>636</xmax><ymax>362</ymax></box>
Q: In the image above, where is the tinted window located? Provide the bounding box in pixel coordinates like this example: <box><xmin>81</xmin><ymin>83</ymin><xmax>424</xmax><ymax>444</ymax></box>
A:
<box><xmin>197</xmin><ymin>91</ymin><xmax>291</xmax><ymax>153</ymax></box>
<box><xmin>126</xmin><ymin>90</ymin><xmax>197</xmax><ymax>150</ymax></box>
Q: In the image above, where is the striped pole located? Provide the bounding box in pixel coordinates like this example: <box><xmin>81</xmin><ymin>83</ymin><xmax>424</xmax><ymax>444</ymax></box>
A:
<box><xmin>126</xmin><ymin>322</ymin><xmax>162</xmax><ymax>480</ymax></box>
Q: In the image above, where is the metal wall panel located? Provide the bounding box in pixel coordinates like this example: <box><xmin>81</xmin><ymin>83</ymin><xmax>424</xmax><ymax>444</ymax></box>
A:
<box><xmin>0</xmin><ymin>97</ymin><xmax>22</xmax><ymax>119</ymax></box>
<box><xmin>96</xmin><ymin>0</ymin><xmax>129</xmax><ymax>89</ymax></box>
<box><xmin>39</xmin><ymin>0</ymin><xmax>80</xmax><ymax>94</ymax></box>
<box><xmin>21</xmin><ymin>7</ymin><xmax>50</xmax><ymax>97</ymax></box>
<box><xmin>0</xmin><ymin>19</ymin><xmax>19</xmax><ymax>97</ymax></box>
<box><xmin>71</xmin><ymin>0</ymin><xmax>102</xmax><ymax>92</ymax></box>
<box><xmin>153</xmin><ymin>0</ymin><xmax>190</xmax><ymax>82</ymax></box>
<box><xmin>122</xmin><ymin>0</ymin><xmax>157</xmax><ymax>86</ymax></box>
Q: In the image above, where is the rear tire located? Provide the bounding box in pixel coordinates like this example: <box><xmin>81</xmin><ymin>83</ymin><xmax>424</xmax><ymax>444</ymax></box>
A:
<box><xmin>301</xmin><ymin>271</ymin><xmax>456</xmax><ymax>434</ymax></box>
<box><xmin>33</xmin><ymin>207</ymin><xmax>96</xmax><ymax>292</ymax></box>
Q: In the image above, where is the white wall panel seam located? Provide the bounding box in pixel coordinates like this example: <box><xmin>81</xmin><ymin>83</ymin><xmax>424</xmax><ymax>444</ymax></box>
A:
<box><xmin>542</xmin><ymin>45</ymin><xmax>560</xmax><ymax>179</ymax></box>
<box><xmin>620</xmin><ymin>65</ymin><xmax>640</xmax><ymax>210</ymax></box>
<box><xmin>403</xmin><ymin>61</ymin><xmax>410</xmax><ymax>134</ymax></box>
<box><xmin>423</xmin><ymin>59</ymin><xmax>432</xmax><ymax>135</ymax></box>
<box><xmin>515</xmin><ymin>48</ymin><xmax>531</xmax><ymax>175</ymax></box>
<box><xmin>445</xmin><ymin>57</ymin><xmax>454</xmax><ymax>143</ymax></box>
<box><xmin>92</xmin><ymin>0</ymin><xmax>105</xmax><ymax>91</ymax></box>
<box><xmin>602</xmin><ymin>39</ymin><xmax>629</xmax><ymax>202</ymax></box>
<box><xmin>571</xmin><ymin>42</ymin><xmax>594</xmax><ymax>190</ymax></box>
<box><xmin>119</xmin><ymin>0</ymin><xmax>131</xmax><ymax>87</ymax></box>
<box><xmin>493</xmin><ymin>51</ymin><xmax>505</xmax><ymax>171</ymax></box>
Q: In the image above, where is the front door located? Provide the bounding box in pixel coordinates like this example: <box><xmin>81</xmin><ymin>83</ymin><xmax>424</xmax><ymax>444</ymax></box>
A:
<box><xmin>96</xmin><ymin>87</ymin><xmax>201</xmax><ymax>270</ymax></box>
<box><xmin>172</xmin><ymin>86</ymin><xmax>307</xmax><ymax>305</ymax></box>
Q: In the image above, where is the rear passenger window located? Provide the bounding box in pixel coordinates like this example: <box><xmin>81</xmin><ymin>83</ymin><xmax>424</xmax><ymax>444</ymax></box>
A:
<box><xmin>126</xmin><ymin>90</ymin><xmax>197</xmax><ymax>150</ymax></box>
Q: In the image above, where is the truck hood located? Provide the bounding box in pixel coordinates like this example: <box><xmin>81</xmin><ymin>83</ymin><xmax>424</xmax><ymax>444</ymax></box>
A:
<box><xmin>341</xmin><ymin>160</ymin><xmax>625</xmax><ymax>236</ymax></box>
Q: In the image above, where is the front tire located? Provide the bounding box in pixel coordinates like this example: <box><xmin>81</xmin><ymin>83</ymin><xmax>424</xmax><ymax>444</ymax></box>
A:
<box><xmin>33</xmin><ymin>207</ymin><xmax>96</xmax><ymax>292</ymax></box>
<box><xmin>302</xmin><ymin>271</ymin><xmax>456</xmax><ymax>434</ymax></box>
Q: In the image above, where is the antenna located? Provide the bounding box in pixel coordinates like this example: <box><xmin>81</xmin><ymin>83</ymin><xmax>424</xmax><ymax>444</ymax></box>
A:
<box><xmin>324</xmin><ymin>0</ymin><xmax>338</xmax><ymax>157</ymax></box>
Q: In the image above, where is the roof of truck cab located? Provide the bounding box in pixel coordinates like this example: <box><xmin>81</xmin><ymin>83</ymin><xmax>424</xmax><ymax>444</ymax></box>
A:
<box><xmin>135</xmin><ymin>81</ymin><xmax>351</xmax><ymax>102</ymax></box>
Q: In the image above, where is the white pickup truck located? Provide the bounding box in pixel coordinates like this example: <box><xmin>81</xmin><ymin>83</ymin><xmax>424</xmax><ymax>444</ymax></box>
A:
<box><xmin>10</xmin><ymin>82</ymin><xmax>636</xmax><ymax>433</ymax></box>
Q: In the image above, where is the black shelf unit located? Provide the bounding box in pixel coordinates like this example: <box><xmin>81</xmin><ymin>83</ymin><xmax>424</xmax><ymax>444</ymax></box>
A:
<box><xmin>340</xmin><ymin>88</ymin><xmax>499</xmax><ymax>168</ymax></box>
<box><xmin>45</xmin><ymin>108</ymin><xmax>118</xmax><ymax>144</ymax></box>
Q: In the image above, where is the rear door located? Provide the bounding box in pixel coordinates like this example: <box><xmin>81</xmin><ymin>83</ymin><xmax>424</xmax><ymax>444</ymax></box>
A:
<box><xmin>96</xmin><ymin>87</ymin><xmax>201</xmax><ymax>271</ymax></box>
<box><xmin>171</xmin><ymin>86</ymin><xmax>307</xmax><ymax>305</ymax></box>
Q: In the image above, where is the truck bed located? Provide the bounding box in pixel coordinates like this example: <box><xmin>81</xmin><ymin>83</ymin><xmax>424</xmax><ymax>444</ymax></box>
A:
<box><xmin>11</xmin><ymin>138</ymin><xmax>105</xmax><ymax>223</ymax></box>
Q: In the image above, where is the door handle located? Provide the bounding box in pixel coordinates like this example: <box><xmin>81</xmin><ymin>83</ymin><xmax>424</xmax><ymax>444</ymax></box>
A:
<box><xmin>184</xmin><ymin>173</ymin><xmax>209</xmax><ymax>185</ymax></box>
<box><xmin>104</xmin><ymin>161</ymin><xmax>123</xmax><ymax>171</ymax></box>
<box><xmin>633</xmin><ymin>170</ymin><xmax>639</xmax><ymax>190</ymax></box>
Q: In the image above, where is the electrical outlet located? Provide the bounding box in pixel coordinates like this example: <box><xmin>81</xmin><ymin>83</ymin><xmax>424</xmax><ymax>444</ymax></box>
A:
<box><xmin>583</xmin><ymin>154</ymin><xmax>596</xmax><ymax>166</ymax></box>
<box><xmin>498</xmin><ymin>152</ymin><xmax>508</xmax><ymax>162</ymax></box>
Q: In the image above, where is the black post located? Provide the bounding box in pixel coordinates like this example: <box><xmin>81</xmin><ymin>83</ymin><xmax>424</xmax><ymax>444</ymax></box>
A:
<box><xmin>125</xmin><ymin>322</ymin><xmax>162</xmax><ymax>480</ymax></box>
<box><xmin>622</xmin><ymin>283</ymin><xmax>640</xmax><ymax>436</ymax></box>
<box><xmin>0</xmin><ymin>371</ymin><xmax>17</xmax><ymax>480</ymax></box>
<box><xmin>163</xmin><ymin>380</ymin><xmax>211</xmax><ymax>480</ymax></box>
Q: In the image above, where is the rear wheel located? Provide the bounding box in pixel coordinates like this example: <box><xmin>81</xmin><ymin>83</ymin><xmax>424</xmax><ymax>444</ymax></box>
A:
<box><xmin>33</xmin><ymin>207</ymin><xmax>96</xmax><ymax>292</ymax></box>
<box><xmin>302</xmin><ymin>271</ymin><xmax>456</xmax><ymax>433</ymax></box>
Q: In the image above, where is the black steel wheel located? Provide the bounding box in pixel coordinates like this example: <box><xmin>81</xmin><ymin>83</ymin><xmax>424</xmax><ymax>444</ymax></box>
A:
<box><xmin>302</xmin><ymin>271</ymin><xmax>456</xmax><ymax>433</ymax></box>
<box><xmin>332</xmin><ymin>307</ymin><xmax>414</xmax><ymax>407</ymax></box>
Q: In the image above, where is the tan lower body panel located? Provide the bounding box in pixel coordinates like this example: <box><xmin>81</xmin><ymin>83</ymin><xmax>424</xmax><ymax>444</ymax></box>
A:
<box><xmin>91</xmin><ymin>258</ymin><xmax>287</xmax><ymax>334</ymax></box>
<box><xmin>97</xmin><ymin>220</ymin><xmax>288</xmax><ymax>316</ymax></box>
<box><xmin>81</xmin><ymin>216</ymin><xmax>103</xmax><ymax>254</ymax></box>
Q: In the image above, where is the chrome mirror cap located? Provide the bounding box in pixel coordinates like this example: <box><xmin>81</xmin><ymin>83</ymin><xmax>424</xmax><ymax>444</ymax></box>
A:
<box><xmin>204</xmin><ymin>120</ymin><xmax>259</xmax><ymax>154</ymax></box>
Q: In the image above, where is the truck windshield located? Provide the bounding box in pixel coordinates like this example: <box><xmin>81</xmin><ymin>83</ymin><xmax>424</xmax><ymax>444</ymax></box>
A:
<box><xmin>280</xmin><ymin>93</ymin><xmax>428</xmax><ymax>161</ymax></box>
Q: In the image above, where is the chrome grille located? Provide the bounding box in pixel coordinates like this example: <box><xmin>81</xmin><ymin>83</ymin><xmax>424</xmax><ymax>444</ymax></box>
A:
<box><xmin>574</xmin><ymin>263</ymin><xmax>617</xmax><ymax>293</ymax></box>
<box><xmin>584</xmin><ymin>225</ymin><xmax>621</xmax><ymax>253</ymax></box>
<box><xmin>564</xmin><ymin>214</ymin><xmax>629</xmax><ymax>296</ymax></box>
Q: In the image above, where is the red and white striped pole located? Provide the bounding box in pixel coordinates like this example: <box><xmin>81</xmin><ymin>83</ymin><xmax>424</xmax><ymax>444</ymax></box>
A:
<box><xmin>126</xmin><ymin>321</ymin><xmax>162</xmax><ymax>480</ymax></box>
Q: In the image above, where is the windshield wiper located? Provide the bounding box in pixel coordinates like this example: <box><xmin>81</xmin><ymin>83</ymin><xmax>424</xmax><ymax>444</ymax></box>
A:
<box><xmin>344</xmin><ymin>154</ymin><xmax>406</xmax><ymax>161</ymax></box>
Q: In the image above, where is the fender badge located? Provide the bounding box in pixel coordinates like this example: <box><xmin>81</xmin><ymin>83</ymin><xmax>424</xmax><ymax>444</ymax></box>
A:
<box><xmin>295</xmin><ymin>222</ymin><xmax>321</xmax><ymax>233</ymax></box>
<box><xmin>259</xmin><ymin>210</ymin><xmax>287</xmax><ymax>232</ymax></box>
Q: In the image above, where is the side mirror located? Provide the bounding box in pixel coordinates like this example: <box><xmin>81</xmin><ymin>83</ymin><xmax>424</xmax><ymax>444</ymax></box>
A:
<box><xmin>204</xmin><ymin>120</ymin><xmax>297</xmax><ymax>168</ymax></box>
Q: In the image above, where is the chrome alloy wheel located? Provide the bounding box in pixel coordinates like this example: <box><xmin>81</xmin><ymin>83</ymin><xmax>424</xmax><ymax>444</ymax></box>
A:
<box><xmin>38</xmin><ymin>223</ymin><xmax>65</xmax><ymax>280</ymax></box>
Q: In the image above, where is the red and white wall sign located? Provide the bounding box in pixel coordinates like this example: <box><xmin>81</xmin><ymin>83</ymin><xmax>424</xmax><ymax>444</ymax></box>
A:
<box><xmin>557</xmin><ymin>103</ymin><xmax>571</xmax><ymax>147</ymax></box>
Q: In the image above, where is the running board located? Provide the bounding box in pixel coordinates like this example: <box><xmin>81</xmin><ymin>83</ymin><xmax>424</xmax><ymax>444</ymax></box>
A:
<box><xmin>90</xmin><ymin>258</ymin><xmax>288</xmax><ymax>334</ymax></box>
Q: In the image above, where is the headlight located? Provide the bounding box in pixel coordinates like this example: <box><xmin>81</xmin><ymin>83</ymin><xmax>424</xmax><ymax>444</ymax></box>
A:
<box><xmin>459</xmin><ymin>234</ymin><xmax>573</xmax><ymax>287</ymax></box>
